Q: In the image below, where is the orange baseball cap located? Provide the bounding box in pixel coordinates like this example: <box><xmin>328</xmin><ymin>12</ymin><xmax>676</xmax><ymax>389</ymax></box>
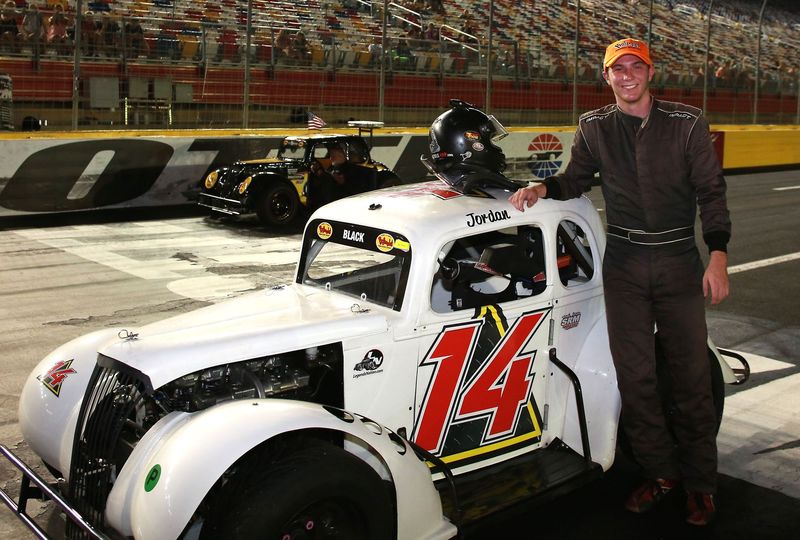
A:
<box><xmin>603</xmin><ymin>38</ymin><xmax>653</xmax><ymax>68</ymax></box>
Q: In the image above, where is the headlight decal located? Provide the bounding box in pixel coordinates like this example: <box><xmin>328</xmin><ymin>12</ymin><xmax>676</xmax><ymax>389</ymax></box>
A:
<box><xmin>204</xmin><ymin>170</ymin><xmax>219</xmax><ymax>189</ymax></box>
<box><xmin>238</xmin><ymin>177</ymin><xmax>252</xmax><ymax>194</ymax></box>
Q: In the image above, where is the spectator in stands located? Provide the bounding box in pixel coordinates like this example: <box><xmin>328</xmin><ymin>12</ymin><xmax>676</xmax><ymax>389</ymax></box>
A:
<box><xmin>367</xmin><ymin>35</ymin><xmax>382</xmax><ymax>66</ymax></box>
<box><xmin>0</xmin><ymin>1</ymin><xmax>19</xmax><ymax>54</ymax></box>
<box><xmin>406</xmin><ymin>25</ymin><xmax>422</xmax><ymax>41</ymax></box>
<box><xmin>20</xmin><ymin>3</ymin><xmax>44</xmax><ymax>56</ymax></box>
<box><xmin>124</xmin><ymin>16</ymin><xmax>147</xmax><ymax>58</ymax></box>
<box><xmin>393</xmin><ymin>37</ymin><xmax>414</xmax><ymax>70</ymax></box>
<box><xmin>289</xmin><ymin>30</ymin><xmax>310</xmax><ymax>65</ymax></box>
<box><xmin>100</xmin><ymin>13</ymin><xmax>120</xmax><ymax>57</ymax></box>
<box><xmin>426</xmin><ymin>0</ymin><xmax>445</xmax><ymax>14</ymax></box>
<box><xmin>275</xmin><ymin>28</ymin><xmax>291</xmax><ymax>60</ymax></box>
<box><xmin>424</xmin><ymin>22</ymin><xmax>439</xmax><ymax>44</ymax></box>
<box><xmin>47</xmin><ymin>4</ymin><xmax>70</xmax><ymax>56</ymax></box>
<box><xmin>80</xmin><ymin>10</ymin><xmax>100</xmax><ymax>57</ymax></box>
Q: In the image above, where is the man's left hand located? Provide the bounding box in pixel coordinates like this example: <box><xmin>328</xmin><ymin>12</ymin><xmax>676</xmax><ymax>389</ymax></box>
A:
<box><xmin>703</xmin><ymin>251</ymin><xmax>729</xmax><ymax>305</ymax></box>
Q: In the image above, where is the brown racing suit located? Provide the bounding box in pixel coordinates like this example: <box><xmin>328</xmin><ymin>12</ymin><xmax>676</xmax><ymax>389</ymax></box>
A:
<box><xmin>542</xmin><ymin>98</ymin><xmax>731</xmax><ymax>493</ymax></box>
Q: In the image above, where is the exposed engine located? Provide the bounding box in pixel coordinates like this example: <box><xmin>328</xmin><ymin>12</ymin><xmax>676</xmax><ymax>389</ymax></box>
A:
<box><xmin>155</xmin><ymin>344</ymin><xmax>344</xmax><ymax>414</ymax></box>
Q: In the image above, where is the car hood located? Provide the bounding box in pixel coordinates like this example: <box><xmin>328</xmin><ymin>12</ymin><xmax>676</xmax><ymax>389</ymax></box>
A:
<box><xmin>99</xmin><ymin>284</ymin><xmax>389</xmax><ymax>390</ymax></box>
<box><xmin>239</xmin><ymin>158</ymin><xmax>285</xmax><ymax>165</ymax></box>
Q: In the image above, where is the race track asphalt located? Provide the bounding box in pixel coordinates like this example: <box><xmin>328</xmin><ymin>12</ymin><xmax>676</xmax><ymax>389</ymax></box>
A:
<box><xmin>0</xmin><ymin>169</ymin><xmax>798</xmax><ymax>539</ymax></box>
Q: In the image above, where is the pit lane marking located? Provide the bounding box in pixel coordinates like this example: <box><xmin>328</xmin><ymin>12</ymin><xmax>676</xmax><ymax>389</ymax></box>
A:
<box><xmin>728</xmin><ymin>252</ymin><xmax>800</xmax><ymax>274</ymax></box>
<box><xmin>14</xmin><ymin>222</ymin><xmax>302</xmax><ymax>300</ymax></box>
<box><xmin>718</xmin><ymin>352</ymin><xmax>800</xmax><ymax>499</ymax></box>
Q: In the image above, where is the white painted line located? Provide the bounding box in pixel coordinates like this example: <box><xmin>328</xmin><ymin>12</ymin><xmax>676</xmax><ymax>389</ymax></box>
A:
<box><xmin>731</xmin><ymin>351</ymin><xmax>793</xmax><ymax>374</ymax></box>
<box><xmin>729</xmin><ymin>252</ymin><xmax>800</xmax><ymax>274</ymax></box>
<box><xmin>718</xmin><ymin>370</ymin><xmax>800</xmax><ymax>499</ymax></box>
<box><xmin>67</xmin><ymin>151</ymin><xmax>115</xmax><ymax>200</ymax></box>
<box><xmin>773</xmin><ymin>185</ymin><xmax>800</xmax><ymax>191</ymax></box>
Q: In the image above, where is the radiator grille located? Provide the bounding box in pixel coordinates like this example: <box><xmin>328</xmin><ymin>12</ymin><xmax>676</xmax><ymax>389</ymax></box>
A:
<box><xmin>66</xmin><ymin>364</ymin><xmax>148</xmax><ymax>539</ymax></box>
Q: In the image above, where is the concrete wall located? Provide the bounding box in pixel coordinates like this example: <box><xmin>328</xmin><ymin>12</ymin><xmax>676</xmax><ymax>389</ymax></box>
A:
<box><xmin>0</xmin><ymin>125</ymin><xmax>797</xmax><ymax>217</ymax></box>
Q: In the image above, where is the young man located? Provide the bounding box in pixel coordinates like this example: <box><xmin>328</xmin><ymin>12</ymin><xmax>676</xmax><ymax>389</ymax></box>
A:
<box><xmin>509</xmin><ymin>38</ymin><xmax>730</xmax><ymax>526</ymax></box>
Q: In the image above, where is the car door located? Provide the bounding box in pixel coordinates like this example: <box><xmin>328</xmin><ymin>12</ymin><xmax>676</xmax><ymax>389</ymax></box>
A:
<box><xmin>411</xmin><ymin>223</ymin><xmax>554</xmax><ymax>471</ymax></box>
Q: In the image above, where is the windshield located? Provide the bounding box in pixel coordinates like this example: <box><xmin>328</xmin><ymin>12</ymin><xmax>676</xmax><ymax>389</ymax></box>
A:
<box><xmin>298</xmin><ymin>220</ymin><xmax>412</xmax><ymax>311</ymax></box>
<box><xmin>278</xmin><ymin>139</ymin><xmax>307</xmax><ymax>160</ymax></box>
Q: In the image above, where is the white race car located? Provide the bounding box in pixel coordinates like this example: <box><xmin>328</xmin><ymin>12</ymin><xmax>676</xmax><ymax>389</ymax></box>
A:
<box><xmin>1</xmin><ymin>179</ymin><xmax>749</xmax><ymax>540</ymax></box>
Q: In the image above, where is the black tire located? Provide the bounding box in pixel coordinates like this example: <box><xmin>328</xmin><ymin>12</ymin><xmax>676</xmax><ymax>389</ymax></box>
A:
<box><xmin>256</xmin><ymin>182</ymin><xmax>299</xmax><ymax>227</ymax></box>
<box><xmin>200</xmin><ymin>442</ymin><xmax>394</xmax><ymax>540</ymax></box>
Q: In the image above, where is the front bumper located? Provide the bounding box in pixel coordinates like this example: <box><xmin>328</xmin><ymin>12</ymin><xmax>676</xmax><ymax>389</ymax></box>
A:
<box><xmin>0</xmin><ymin>444</ymin><xmax>108</xmax><ymax>539</ymax></box>
<box><xmin>197</xmin><ymin>192</ymin><xmax>247</xmax><ymax>215</ymax></box>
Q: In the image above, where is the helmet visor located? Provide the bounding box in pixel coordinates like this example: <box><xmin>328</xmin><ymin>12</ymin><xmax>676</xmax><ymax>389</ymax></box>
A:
<box><xmin>487</xmin><ymin>115</ymin><xmax>509</xmax><ymax>141</ymax></box>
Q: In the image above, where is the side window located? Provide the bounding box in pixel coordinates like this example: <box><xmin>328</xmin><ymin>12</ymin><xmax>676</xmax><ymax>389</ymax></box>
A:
<box><xmin>430</xmin><ymin>226</ymin><xmax>546</xmax><ymax>313</ymax></box>
<box><xmin>312</xmin><ymin>144</ymin><xmax>329</xmax><ymax>159</ymax></box>
<box><xmin>556</xmin><ymin>220</ymin><xmax>595</xmax><ymax>287</ymax></box>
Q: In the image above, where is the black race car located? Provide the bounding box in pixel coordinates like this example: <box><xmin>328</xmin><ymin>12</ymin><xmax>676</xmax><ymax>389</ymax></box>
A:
<box><xmin>198</xmin><ymin>133</ymin><xmax>401</xmax><ymax>226</ymax></box>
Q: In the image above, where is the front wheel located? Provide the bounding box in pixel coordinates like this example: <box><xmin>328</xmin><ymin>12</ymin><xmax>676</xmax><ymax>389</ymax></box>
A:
<box><xmin>256</xmin><ymin>183</ymin><xmax>299</xmax><ymax>227</ymax></box>
<box><xmin>200</xmin><ymin>442</ymin><xmax>394</xmax><ymax>540</ymax></box>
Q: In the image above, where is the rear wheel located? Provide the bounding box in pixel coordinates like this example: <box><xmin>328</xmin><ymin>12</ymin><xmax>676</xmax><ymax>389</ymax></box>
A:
<box><xmin>200</xmin><ymin>442</ymin><xmax>394</xmax><ymax>540</ymax></box>
<box><xmin>256</xmin><ymin>183</ymin><xmax>299</xmax><ymax>227</ymax></box>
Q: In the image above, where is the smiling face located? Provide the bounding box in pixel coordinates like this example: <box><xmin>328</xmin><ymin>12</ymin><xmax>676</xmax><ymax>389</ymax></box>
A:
<box><xmin>603</xmin><ymin>54</ymin><xmax>655</xmax><ymax>117</ymax></box>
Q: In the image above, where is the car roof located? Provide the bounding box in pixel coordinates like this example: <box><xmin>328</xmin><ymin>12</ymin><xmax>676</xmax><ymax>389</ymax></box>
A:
<box><xmin>283</xmin><ymin>134</ymin><xmax>356</xmax><ymax>142</ymax></box>
<box><xmin>311</xmin><ymin>180</ymin><xmax>604</xmax><ymax>250</ymax></box>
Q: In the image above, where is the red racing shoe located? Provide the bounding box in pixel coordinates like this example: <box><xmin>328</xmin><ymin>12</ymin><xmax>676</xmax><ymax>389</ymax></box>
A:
<box><xmin>686</xmin><ymin>491</ymin><xmax>717</xmax><ymax>526</ymax></box>
<box><xmin>624</xmin><ymin>477</ymin><xmax>678</xmax><ymax>513</ymax></box>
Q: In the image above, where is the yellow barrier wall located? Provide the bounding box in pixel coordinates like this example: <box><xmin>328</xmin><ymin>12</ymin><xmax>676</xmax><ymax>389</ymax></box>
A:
<box><xmin>714</xmin><ymin>125</ymin><xmax>800</xmax><ymax>170</ymax></box>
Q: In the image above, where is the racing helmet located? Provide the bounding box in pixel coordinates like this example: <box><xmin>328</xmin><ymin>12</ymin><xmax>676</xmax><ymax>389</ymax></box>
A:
<box><xmin>428</xmin><ymin>99</ymin><xmax>508</xmax><ymax>173</ymax></box>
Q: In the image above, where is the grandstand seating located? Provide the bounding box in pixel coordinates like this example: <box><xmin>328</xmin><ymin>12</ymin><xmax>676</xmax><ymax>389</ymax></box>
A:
<box><xmin>1</xmin><ymin>0</ymin><xmax>794</xmax><ymax>83</ymax></box>
<box><xmin>0</xmin><ymin>0</ymin><xmax>797</xmax><ymax>128</ymax></box>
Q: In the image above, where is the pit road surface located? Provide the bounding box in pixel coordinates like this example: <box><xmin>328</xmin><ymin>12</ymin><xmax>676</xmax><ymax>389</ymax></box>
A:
<box><xmin>1</xmin><ymin>169</ymin><xmax>798</xmax><ymax>539</ymax></box>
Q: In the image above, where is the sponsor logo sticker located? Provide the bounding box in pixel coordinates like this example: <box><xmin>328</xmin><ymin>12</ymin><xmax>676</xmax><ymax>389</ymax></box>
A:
<box><xmin>429</xmin><ymin>128</ymin><xmax>441</xmax><ymax>153</ymax></box>
<box><xmin>317</xmin><ymin>222</ymin><xmax>333</xmax><ymax>239</ymax></box>
<box><xmin>37</xmin><ymin>359</ymin><xmax>76</xmax><ymax>397</ymax></box>
<box><xmin>376</xmin><ymin>233</ymin><xmax>395</xmax><ymax>252</ymax></box>
<box><xmin>394</xmin><ymin>239</ymin><xmax>410</xmax><ymax>252</ymax></box>
<box><xmin>561</xmin><ymin>312</ymin><xmax>581</xmax><ymax>330</ymax></box>
<box><xmin>464</xmin><ymin>130</ymin><xmax>480</xmax><ymax>140</ymax></box>
<box><xmin>353</xmin><ymin>349</ymin><xmax>384</xmax><ymax>378</ymax></box>
<box><xmin>144</xmin><ymin>464</ymin><xmax>161</xmax><ymax>492</ymax></box>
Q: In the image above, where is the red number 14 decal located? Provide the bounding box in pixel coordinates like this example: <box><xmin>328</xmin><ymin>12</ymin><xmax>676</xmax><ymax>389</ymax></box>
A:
<box><xmin>413</xmin><ymin>311</ymin><xmax>546</xmax><ymax>455</ymax></box>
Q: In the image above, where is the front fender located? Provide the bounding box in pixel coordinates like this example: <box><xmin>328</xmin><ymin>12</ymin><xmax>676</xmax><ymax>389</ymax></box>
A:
<box><xmin>110</xmin><ymin>400</ymin><xmax>455</xmax><ymax>540</ymax></box>
<box><xmin>19</xmin><ymin>328</ymin><xmax>125</xmax><ymax>475</ymax></box>
<box><xmin>709</xmin><ymin>336</ymin><xmax>742</xmax><ymax>384</ymax></box>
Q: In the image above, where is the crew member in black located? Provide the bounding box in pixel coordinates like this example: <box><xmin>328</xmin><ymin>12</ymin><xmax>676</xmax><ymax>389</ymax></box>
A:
<box><xmin>509</xmin><ymin>38</ymin><xmax>731</xmax><ymax>527</ymax></box>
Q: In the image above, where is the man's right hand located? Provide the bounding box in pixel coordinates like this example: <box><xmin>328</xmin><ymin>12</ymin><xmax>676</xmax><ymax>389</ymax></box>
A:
<box><xmin>508</xmin><ymin>183</ymin><xmax>547</xmax><ymax>211</ymax></box>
